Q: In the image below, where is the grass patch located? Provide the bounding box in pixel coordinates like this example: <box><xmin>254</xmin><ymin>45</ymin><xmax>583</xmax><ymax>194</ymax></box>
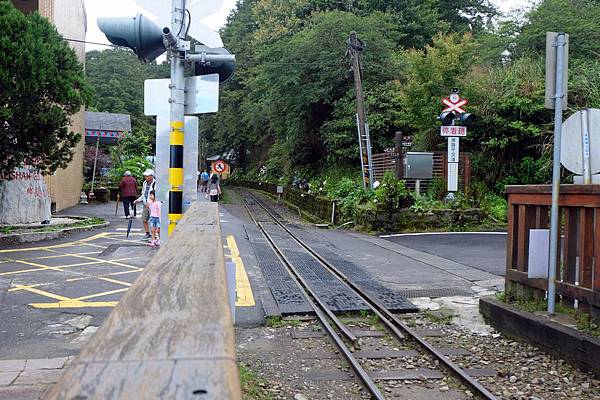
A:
<box><xmin>39</xmin><ymin>217</ymin><xmax>106</xmax><ymax>232</ymax></box>
<box><xmin>239</xmin><ymin>364</ymin><xmax>273</xmax><ymax>400</ymax></box>
<box><xmin>423</xmin><ymin>310</ymin><xmax>454</xmax><ymax>325</ymax></box>
<box><xmin>219</xmin><ymin>188</ymin><xmax>233</xmax><ymax>204</ymax></box>
<box><xmin>496</xmin><ymin>292</ymin><xmax>600</xmax><ymax>338</ymax></box>
<box><xmin>265</xmin><ymin>316</ymin><xmax>301</xmax><ymax>328</ymax></box>
<box><xmin>0</xmin><ymin>217</ymin><xmax>105</xmax><ymax>235</ymax></box>
<box><xmin>0</xmin><ymin>226</ymin><xmax>15</xmax><ymax>234</ymax></box>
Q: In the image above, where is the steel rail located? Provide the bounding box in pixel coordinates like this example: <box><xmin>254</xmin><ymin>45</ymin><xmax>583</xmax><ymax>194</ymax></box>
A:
<box><xmin>241</xmin><ymin>189</ymin><xmax>499</xmax><ymax>400</ymax></box>
<box><xmin>241</xmin><ymin>196</ymin><xmax>384</xmax><ymax>399</ymax></box>
<box><xmin>242</xmin><ymin>197</ymin><xmax>357</xmax><ymax>343</ymax></box>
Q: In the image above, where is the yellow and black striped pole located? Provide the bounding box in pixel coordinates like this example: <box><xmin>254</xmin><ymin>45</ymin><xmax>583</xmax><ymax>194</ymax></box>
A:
<box><xmin>168</xmin><ymin>120</ymin><xmax>184</xmax><ymax>236</ymax></box>
<box><xmin>166</xmin><ymin>0</ymin><xmax>186</xmax><ymax>237</ymax></box>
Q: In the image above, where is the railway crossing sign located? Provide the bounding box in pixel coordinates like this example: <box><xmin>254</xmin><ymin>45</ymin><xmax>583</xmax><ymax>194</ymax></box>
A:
<box><xmin>442</xmin><ymin>95</ymin><xmax>468</xmax><ymax>114</ymax></box>
<box><xmin>135</xmin><ymin>0</ymin><xmax>225</xmax><ymax>48</ymax></box>
<box><xmin>439</xmin><ymin>89</ymin><xmax>470</xmax><ymax>196</ymax></box>
<box><xmin>440</xmin><ymin>126</ymin><xmax>467</xmax><ymax>137</ymax></box>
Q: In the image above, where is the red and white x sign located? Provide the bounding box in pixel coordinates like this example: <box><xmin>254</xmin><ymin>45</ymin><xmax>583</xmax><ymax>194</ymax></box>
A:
<box><xmin>442</xmin><ymin>97</ymin><xmax>468</xmax><ymax>114</ymax></box>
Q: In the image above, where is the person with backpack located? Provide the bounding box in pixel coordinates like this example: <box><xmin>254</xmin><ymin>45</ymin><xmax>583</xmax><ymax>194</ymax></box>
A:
<box><xmin>199</xmin><ymin>169</ymin><xmax>210</xmax><ymax>192</ymax></box>
<box><xmin>134</xmin><ymin>169</ymin><xmax>157</xmax><ymax>241</ymax></box>
<box><xmin>206</xmin><ymin>173</ymin><xmax>221</xmax><ymax>202</ymax></box>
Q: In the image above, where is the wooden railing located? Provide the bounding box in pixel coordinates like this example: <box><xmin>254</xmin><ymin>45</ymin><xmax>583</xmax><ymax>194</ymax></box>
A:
<box><xmin>371</xmin><ymin>151</ymin><xmax>472</xmax><ymax>192</ymax></box>
<box><xmin>44</xmin><ymin>202</ymin><xmax>242</xmax><ymax>399</ymax></box>
<box><xmin>506</xmin><ymin>185</ymin><xmax>600</xmax><ymax>320</ymax></box>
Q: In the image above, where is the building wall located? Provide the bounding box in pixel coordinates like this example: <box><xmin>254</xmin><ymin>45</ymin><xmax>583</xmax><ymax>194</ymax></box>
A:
<box><xmin>40</xmin><ymin>0</ymin><xmax>87</xmax><ymax>211</ymax></box>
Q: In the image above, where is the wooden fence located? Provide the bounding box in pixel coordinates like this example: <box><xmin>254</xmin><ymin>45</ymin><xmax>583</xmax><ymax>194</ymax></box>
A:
<box><xmin>238</xmin><ymin>181</ymin><xmax>336</xmax><ymax>223</ymax></box>
<box><xmin>371</xmin><ymin>151</ymin><xmax>471</xmax><ymax>192</ymax></box>
<box><xmin>505</xmin><ymin>185</ymin><xmax>600</xmax><ymax>321</ymax></box>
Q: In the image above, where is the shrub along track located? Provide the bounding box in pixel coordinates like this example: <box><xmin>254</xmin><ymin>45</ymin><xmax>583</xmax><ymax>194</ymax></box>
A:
<box><xmin>238</xmin><ymin>188</ymin><xmax>499</xmax><ymax>399</ymax></box>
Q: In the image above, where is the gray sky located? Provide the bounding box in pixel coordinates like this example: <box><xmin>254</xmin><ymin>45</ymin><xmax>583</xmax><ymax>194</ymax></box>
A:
<box><xmin>84</xmin><ymin>0</ymin><xmax>531</xmax><ymax>52</ymax></box>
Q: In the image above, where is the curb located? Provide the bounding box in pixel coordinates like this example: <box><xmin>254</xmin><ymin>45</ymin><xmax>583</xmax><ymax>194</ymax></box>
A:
<box><xmin>0</xmin><ymin>221</ymin><xmax>110</xmax><ymax>245</ymax></box>
<box><xmin>479</xmin><ymin>296</ymin><xmax>600</xmax><ymax>377</ymax></box>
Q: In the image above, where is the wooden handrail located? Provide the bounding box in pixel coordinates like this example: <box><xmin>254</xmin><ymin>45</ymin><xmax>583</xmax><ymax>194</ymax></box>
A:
<box><xmin>44</xmin><ymin>202</ymin><xmax>241</xmax><ymax>399</ymax></box>
<box><xmin>505</xmin><ymin>184</ymin><xmax>600</xmax><ymax>320</ymax></box>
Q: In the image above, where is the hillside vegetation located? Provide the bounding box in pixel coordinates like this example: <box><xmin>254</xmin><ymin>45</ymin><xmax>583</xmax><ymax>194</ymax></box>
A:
<box><xmin>202</xmin><ymin>0</ymin><xmax>600</xmax><ymax>192</ymax></box>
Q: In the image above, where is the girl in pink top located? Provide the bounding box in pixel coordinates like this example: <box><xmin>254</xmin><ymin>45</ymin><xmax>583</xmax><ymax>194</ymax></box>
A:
<box><xmin>147</xmin><ymin>191</ymin><xmax>161</xmax><ymax>247</ymax></box>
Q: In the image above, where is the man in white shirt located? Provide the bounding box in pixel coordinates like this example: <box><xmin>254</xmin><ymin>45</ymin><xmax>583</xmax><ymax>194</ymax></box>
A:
<box><xmin>134</xmin><ymin>169</ymin><xmax>156</xmax><ymax>241</ymax></box>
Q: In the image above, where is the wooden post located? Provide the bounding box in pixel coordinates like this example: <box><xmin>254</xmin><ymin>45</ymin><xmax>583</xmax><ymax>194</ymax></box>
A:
<box><xmin>463</xmin><ymin>153</ymin><xmax>472</xmax><ymax>192</ymax></box>
<box><xmin>395</xmin><ymin>131</ymin><xmax>403</xmax><ymax>179</ymax></box>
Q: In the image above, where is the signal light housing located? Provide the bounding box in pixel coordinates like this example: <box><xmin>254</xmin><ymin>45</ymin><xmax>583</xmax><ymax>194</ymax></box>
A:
<box><xmin>460</xmin><ymin>113</ymin><xmax>476</xmax><ymax>125</ymax></box>
<box><xmin>439</xmin><ymin>111</ymin><xmax>456</xmax><ymax>125</ymax></box>
<box><xmin>98</xmin><ymin>14</ymin><xmax>166</xmax><ymax>63</ymax></box>
<box><xmin>193</xmin><ymin>46</ymin><xmax>235</xmax><ymax>84</ymax></box>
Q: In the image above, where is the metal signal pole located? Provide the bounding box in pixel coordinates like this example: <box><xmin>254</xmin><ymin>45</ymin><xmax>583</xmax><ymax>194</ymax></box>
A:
<box><xmin>348</xmin><ymin>32</ymin><xmax>373</xmax><ymax>189</ymax></box>
<box><xmin>547</xmin><ymin>32</ymin><xmax>567</xmax><ymax>314</ymax></box>
<box><xmin>167</xmin><ymin>0</ymin><xmax>187</xmax><ymax>236</ymax></box>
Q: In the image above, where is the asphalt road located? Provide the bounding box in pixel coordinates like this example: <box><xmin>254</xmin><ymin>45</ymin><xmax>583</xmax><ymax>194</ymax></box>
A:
<box><xmin>0</xmin><ymin>202</ymin><xmax>154</xmax><ymax>360</ymax></box>
<box><xmin>380</xmin><ymin>232</ymin><xmax>507</xmax><ymax>277</ymax></box>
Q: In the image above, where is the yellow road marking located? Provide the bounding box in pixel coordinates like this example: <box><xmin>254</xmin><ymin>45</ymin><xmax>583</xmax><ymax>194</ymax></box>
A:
<box><xmin>8</xmin><ymin>283</ymin><xmax>44</xmax><ymax>292</ymax></box>
<box><xmin>0</xmin><ymin>257</ymin><xmax>139</xmax><ymax>277</ymax></box>
<box><xmin>12</xmin><ymin>284</ymin><xmax>71</xmax><ymax>302</ymax></box>
<box><xmin>66</xmin><ymin>270</ymin><xmax>142</xmax><ymax>283</ymax></box>
<box><xmin>1</xmin><ymin>232</ymin><xmax>145</xmax><ymax>309</ymax></box>
<box><xmin>98</xmin><ymin>277</ymin><xmax>132</xmax><ymax>287</ymax></box>
<box><xmin>101</xmin><ymin>236</ymin><xmax>148</xmax><ymax>245</ymax></box>
<box><xmin>29</xmin><ymin>301</ymin><xmax>118</xmax><ymax>309</ymax></box>
<box><xmin>0</xmin><ymin>233</ymin><xmax>108</xmax><ymax>254</ymax></box>
<box><xmin>0</xmin><ymin>260</ymin><xmax>64</xmax><ymax>276</ymax></box>
<box><xmin>43</xmin><ymin>251</ymin><xmax>142</xmax><ymax>271</ymax></box>
<box><xmin>75</xmin><ymin>242</ymin><xmax>108</xmax><ymax>249</ymax></box>
<box><xmin>226</xmin><ymin>235</ymin><xmax>255</xmax><ymax>307</ymax></box>
<box><xmin>75</xmin><ymin>288</ymin><xmax>129</xmax><ymax>301</ymax></box>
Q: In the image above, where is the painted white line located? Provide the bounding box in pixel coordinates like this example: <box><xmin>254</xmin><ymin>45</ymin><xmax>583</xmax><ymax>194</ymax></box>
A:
<box><xmin>115</xmin><ymin>228</ymin><xmax>142</xmax><ymax>232</ymax></box>
<box><xmin>379</xmin><ymin>231</ymin><xmax>507</xmax><ymax>238</ymax></box>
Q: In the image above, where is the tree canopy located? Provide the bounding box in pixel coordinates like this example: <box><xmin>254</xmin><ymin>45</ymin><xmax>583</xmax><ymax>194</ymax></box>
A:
<box><xmin>85</xmin><ymin>48</ymin><xmax>169</xmax><ymax>153</ymax></box>
<box><xmin>0</xmin><ymin>1</ymin><xmax>91</xmax><ymax>178</ymax></box>
<box><xmin>198</xmin><ymin>0</ymin><xmax>600</xmax><ymax>189</ymax></box>
<box><xmin>85</xmin><ymin>0</ymin><xmax>600</xmax><ymax>191</ymax></box>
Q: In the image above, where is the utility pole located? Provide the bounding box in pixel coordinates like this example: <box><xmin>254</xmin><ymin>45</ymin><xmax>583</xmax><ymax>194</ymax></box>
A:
<box><xmin>547</xmin><ymin>32</ymin><xmax>567</xmax><ymax>314</ymax></box>
<box><xmin>167</xmin><ymin>0</ymin><xmax>187</xmax><ymax>236</ymax></box>
<box><xmin>347</xmin><ymin>31</ymin><xmax>373</xmax><ymax>189</ymax></box>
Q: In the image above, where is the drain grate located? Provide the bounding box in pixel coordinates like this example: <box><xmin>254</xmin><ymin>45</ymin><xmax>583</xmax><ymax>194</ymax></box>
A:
<box><xmin>397</xmin><ymin>287</ymin><xmax>474</xmax><ymax>299</ymax></box>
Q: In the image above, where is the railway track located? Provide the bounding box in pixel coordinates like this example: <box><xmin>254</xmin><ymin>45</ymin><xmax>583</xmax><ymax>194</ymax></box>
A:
<box><xmin>239</xmin><ymin>188</ymin><xmax>499</xmax><ymax>400</ymax></box>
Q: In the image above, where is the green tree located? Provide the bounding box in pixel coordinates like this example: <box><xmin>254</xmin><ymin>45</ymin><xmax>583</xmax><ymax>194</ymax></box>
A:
<box><xmin>85</xmin><ymin>49</ymin><xmax>169</xmax><ymax>152</ymax></box>
<box><xmin>0</xmin><ymin>1</ymin><xmax>91</xmax><ymax>177</ymax></box>
<box><xmin>396</xmin><ymin>33</ymin><xmax>477</xmax><ymax>150</ymax></box>
<box><xmin>515</xmin><ymin>0</ymin><xmax>600</xmax><ymax>60</ymax></box>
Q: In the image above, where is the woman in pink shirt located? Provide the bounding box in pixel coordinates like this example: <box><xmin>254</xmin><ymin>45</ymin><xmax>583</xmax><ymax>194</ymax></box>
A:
<box><xmin>147</xmin><ymin>190</ymin><xmax>161</xmax><ymax>247</ymax></box>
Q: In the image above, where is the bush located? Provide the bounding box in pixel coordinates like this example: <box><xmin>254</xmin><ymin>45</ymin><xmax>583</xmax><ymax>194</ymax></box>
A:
<box><xmin>426</xmin><ymin>178</ymin><xmax>446</xmax><ymax>201</ymax></box>
<box><xmin>481</xmin><ymin>193</ymin><xmax>508</xmax><ymax>222</ymax></box>
<box><xmin>373</xmin><ymin>171</ymin><xmax>411</xmax><ymax>212</ymax></box>
<box><xmin>109</xmin><ymin>156</ymin><xmax>153</xmax><ymax>185</ymax></box>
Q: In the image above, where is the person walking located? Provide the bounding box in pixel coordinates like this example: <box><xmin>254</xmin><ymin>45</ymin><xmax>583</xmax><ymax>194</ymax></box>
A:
<box><xmin>118</xmin><ymin>171</ymin><xmax>138</xmax><ymax>219</ymax></box>
<box><xmin>134</xmin><ymin>169</ymin><xmax>157</xmax><ymax>241</ymax></box>
<box><xmin>206</xmin><ymin>173</ymin><xmax>221</xmax><ymax>202</ymax></box>
<box><xmin>200</xmin><ymin>169</ymin><xmax>210</xmax><ymax>193</ymax></box>
<box><xmin>146</xmin><ymin>190</ymin><xmax>161</xmax><ymax>247</ymax></box>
